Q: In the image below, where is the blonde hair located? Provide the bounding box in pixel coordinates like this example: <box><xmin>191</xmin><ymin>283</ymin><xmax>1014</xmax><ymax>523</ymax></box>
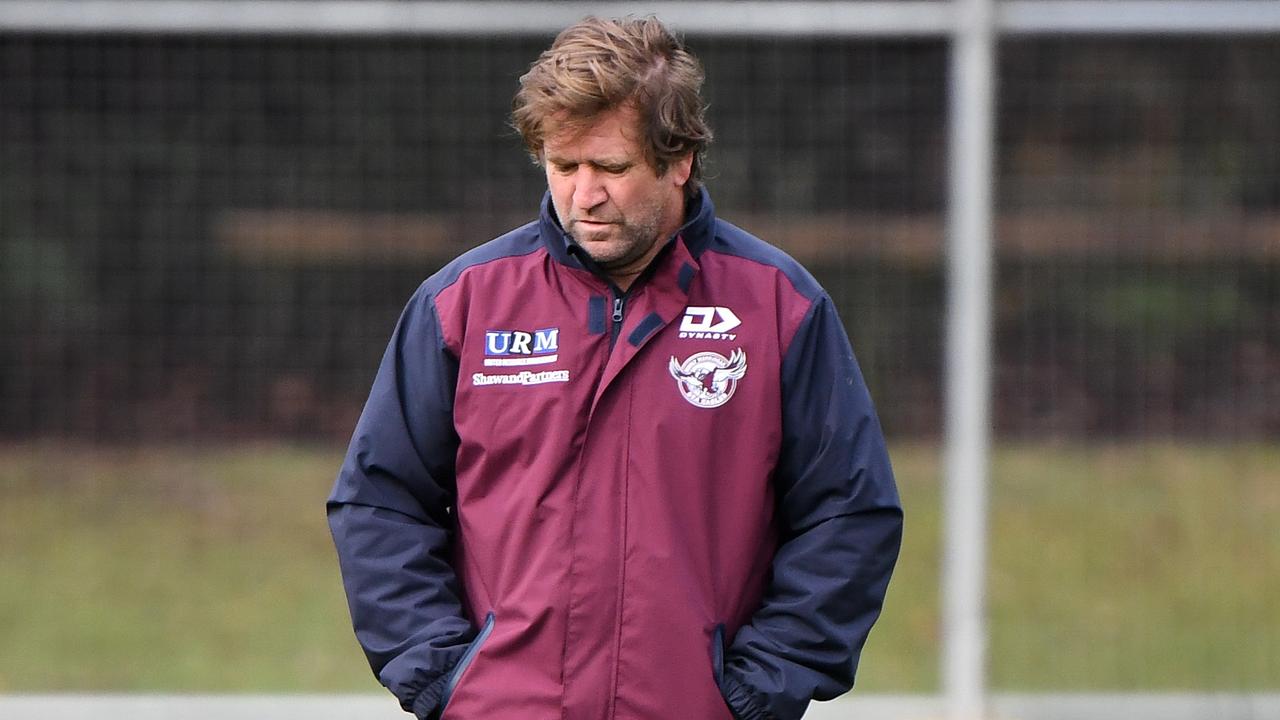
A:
<box><xmin>512</xmin><ymin>16</ymin><xmax>712</xmax><ymax>197</ymax></box>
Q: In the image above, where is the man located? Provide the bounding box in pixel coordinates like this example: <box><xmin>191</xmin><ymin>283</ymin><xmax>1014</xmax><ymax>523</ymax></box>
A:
<box><xmin>328</xmin><ymin>16</ymin><xmax>902</xmax><ymax>720</ymax></box>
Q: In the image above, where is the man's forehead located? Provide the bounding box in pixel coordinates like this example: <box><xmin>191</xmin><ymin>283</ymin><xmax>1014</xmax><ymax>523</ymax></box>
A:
<box><xmin>544</xmin><ymin>107</ymin><xmax>644</xmax><ymax>155</ymax></box>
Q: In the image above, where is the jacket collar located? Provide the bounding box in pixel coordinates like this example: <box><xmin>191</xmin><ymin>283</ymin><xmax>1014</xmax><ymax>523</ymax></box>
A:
<box><xmin>538</xmin><ymin>185</ymin><xmax>717</xmax><ymax>270</ymax></box>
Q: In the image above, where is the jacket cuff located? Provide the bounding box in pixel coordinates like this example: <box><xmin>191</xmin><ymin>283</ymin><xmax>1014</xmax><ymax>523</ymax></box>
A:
<box><xmin>410</xmin><ymin>670</ymin><xmax>451</xmax><ymax>720</ymax></box>
<box><xmin>722</xmin><ymin>675</ymin><xmax>776</xmax><ymax>720</ymax></box>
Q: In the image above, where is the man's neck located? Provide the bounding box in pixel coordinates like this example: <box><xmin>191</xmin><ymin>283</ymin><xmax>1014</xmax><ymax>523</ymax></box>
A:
<box><xmin>606</xmin><ymin>243</ymin><xmax>663</xmax><ymax>291</ymax></box>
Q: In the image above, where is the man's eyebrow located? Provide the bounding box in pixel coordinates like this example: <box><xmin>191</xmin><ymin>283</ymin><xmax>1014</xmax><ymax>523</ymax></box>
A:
<box><xmin>546</xmin><ymin>155</ymin><xmax>632</xmax><ymax>169</ymax></box>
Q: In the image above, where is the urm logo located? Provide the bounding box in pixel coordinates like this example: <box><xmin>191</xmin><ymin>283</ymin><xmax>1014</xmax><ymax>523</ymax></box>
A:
<box><xmin>484</xmin><ymin>327</ymin><xmax>560</xmax><ymax>367</ymax></box>
<box><xmin>486</xmin><ymin>328</ymin><xmax>558</xmax><ymax>355</ymax></box>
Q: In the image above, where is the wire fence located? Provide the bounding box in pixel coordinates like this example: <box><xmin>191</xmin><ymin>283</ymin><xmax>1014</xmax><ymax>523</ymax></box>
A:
<box><xmin>3</xmin><ymin>34</ymin><xmax>1276</xmax><ymax>441</ymax></box>
<box><xmin>0</xmin><ymin>34</ymin><xmax>955</xmax><ymax>440</ymax></box>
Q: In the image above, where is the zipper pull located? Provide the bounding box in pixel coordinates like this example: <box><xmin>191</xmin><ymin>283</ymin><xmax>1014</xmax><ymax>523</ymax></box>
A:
<box><xmin>612</xmin><ymin>296</ymin><xmax>624</xmax><ymax>323</ymax></box>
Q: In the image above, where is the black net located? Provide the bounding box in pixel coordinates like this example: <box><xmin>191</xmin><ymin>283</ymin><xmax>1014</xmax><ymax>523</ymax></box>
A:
<box><xmin>0</xmin><ymin>35</ymin><xmax>947</xmax><ymax>441</ymax></box>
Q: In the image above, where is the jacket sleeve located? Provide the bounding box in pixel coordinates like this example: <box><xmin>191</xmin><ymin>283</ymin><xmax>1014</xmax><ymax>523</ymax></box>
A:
<box><xmin>721</xmin><ymin>293</ymin><xmax>904</xmax><ymax>720</ymax></box>
<box><xmin>327</xmin><ymin>285</ymin><xmax>474</xmax><ymax>720</ymax></box>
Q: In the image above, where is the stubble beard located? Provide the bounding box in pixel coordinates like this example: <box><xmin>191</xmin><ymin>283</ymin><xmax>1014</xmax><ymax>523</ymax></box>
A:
<box><xmin>570</xmin><ymin>218</ymin><xmax>660</xmax><ymax>272</ymax></box>
<box><xmin>566</xmin><ymin>200</ymin><xmax>666</xmax><ymax>273</ymax></box>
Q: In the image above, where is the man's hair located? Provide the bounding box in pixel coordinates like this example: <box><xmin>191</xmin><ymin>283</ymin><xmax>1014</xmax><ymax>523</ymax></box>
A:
<box><xmin>512</xmin><ymin>16</ymin><xmax>712</xmax><ymax>197</ymax></box>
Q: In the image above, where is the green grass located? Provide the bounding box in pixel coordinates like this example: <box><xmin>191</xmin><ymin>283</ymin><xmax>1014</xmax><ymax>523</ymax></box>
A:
<box><xmin>0</xmin><ymin>441</ymin><xmax>1276</xmax><ymax>692</ymax></box>
<box><xmin>0</xmin><ymin>444</ymin><xmax>376</xmax><ymax>692</ymax></box>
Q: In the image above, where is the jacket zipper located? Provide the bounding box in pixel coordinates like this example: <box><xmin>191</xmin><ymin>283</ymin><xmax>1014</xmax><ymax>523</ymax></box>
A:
<box><xmin>610</xmin><ymin>294</ymin><xmax>625</xmax><ymax>348</ymax></box>
<box><xmin>565</xmin><ymin>232</ymin><xmax>676</xmax><ymax>352</ymax></box>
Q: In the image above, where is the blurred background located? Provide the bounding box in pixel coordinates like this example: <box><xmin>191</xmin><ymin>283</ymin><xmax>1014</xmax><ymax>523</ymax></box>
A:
<box><xmin>0</xmin><ymin>0</ymin><xmax>1276</xmax><ymax>714</ymax></box>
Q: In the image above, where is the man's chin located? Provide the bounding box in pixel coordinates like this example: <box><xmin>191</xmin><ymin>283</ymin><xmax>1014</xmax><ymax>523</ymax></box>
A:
<box><xmin>570</xmin><ymin>223</ymin><xmax>616</xmax><ymax>241</ymax></box>
<box><xmin>577</xmin><ymin>244</ymin><xmax>625</xmax><ymax>266</ymax></box>
<box><xmin>569</xmin><ymin>227</ymin><xmax>658</xmax><ymax>270</ymax></box>
<box><xmin>571</xmin><ymin>230</ymin><xmax>620</xmax><ymax>253</ymax></box>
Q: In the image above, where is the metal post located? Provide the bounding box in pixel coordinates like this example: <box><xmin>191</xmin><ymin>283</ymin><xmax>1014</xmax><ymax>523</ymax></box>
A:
<box><xmin>942</xmin><ymin>0</ymin><xmax>996</xmax><ymax>717</ymax></box>
<box><xmin>7</xmin><ymin>1</ymin><xmax>1280</xmax><ymax>36</ymax></box>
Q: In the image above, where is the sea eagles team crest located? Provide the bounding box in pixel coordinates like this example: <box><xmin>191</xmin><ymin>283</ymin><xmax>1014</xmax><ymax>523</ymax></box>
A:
<box><xmin>668</xmin><ymin>349</ymin><xmax>748</xmax><ymax>408</ymax></box>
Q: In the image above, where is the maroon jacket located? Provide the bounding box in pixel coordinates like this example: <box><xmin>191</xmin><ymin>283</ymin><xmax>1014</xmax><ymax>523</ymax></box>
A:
<box><xmin>329</xmin><ymin>188</ymin><xmax>902</xmax><ymax>720</ymax></box>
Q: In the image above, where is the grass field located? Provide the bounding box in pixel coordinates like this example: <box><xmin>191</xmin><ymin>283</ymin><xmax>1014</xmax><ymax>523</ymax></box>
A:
<box><xmin>0</xmin><ymin>441</ymin><xmax>1276</xmax><ymax>692</ymax></box>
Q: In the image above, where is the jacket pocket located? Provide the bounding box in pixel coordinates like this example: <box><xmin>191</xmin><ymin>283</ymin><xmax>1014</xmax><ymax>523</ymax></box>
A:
<box><xmin>711</xmin><ymin>622</ymin><xmax>727</xmax><ymax>691</ymax></box>
<box><xmin>439</xmin><ymin>612</ymin><xmax>495</xmax><ymax>716</ymax></box>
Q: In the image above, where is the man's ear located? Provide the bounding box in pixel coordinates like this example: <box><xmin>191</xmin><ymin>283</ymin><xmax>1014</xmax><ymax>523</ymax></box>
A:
<box><xmin>668</xmin><ymin>152</ymin><xmax>694</xmax><ymax>189</ymax></box>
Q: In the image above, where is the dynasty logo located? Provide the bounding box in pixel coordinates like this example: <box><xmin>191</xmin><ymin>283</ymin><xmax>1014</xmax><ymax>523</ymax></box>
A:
<box><xmin>678</xmin><ymin>306</ymin><xmax>740</xmax><ymax>340</ymax></box>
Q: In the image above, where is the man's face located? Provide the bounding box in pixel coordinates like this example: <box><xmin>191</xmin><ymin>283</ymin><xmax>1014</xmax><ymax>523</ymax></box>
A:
<box><xmin>544</xmin><ymin>105</ymin><xmax>692</xmax><ymax>282</ymax></box>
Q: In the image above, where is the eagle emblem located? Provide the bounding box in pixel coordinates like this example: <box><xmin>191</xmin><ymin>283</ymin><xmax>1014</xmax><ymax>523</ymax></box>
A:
<box><xmin>668</xmin><ymin>349</ymin><xmax>748</xmax><ymax>408</ymax></box>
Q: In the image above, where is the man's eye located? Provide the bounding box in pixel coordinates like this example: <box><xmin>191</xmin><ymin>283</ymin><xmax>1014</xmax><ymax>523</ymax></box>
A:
<box><xmin>553</xmin><ymin>163</ymin><xmax>577</xmax><ymax>174</ymax></box>
<box><xmin>602</xmin><ymin>164</ymin><xmax>629</xmax><ymax>174</ymax></box>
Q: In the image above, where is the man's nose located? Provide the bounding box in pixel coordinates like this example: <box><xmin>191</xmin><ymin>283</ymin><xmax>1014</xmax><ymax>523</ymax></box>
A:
<box><xmin>572</xmin><ymin>167</ymin><xmax>607</xmax><ymax>209</ymax></box>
